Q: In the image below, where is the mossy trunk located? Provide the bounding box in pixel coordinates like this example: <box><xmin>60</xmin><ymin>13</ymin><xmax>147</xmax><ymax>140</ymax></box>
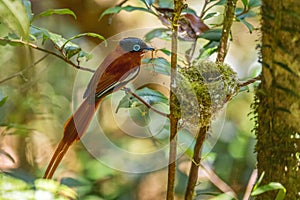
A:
<box><xmin>255</xmin><ymin>0</ymin><xmax>300</xmax><ymax>199</ymax></box>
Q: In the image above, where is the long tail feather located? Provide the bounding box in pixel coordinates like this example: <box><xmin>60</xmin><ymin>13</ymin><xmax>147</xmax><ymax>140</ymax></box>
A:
<box><xmin>43</xmin><ymin>139</ymin><xmax>71</xmax><ymax>179</ymax></box>
<box><xmin>44</xmin><ymin>98</ymin><xmax>101</xmax><ymax>179</ymax></box>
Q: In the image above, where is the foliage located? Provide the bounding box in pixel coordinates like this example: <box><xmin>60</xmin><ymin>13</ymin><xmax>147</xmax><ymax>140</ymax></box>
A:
<box><xmin>0</xmin><ymin>0</ymin><xmax>104</xmax><ymax>70</ymax></box>
<box><xmin>251</xmin><ymin>172</ymin><xmax>286</xmax><ymax>200</ymax></box>
<box><xmin>0</xmin><ymin>173</ymin><xmax>76</xmax><ymax>200</ymax></box>
<box><xmin>0</xmin><ymin>0</ymin><xmax>30</xmax><ymax>39</ymax></box>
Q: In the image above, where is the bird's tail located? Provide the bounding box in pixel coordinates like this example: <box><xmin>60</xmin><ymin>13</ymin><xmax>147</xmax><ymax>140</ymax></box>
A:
<box><xmin>43</xmin><ymin>98</ymin><xmax>101</xmax><ymax>179</ymax></box>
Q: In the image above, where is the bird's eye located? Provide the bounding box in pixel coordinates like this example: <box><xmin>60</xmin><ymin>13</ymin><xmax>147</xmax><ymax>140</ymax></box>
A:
<box><xmin>132</xmin><ymin>44</ymin><xmax>141</xmax><ymax>51</ymax></box>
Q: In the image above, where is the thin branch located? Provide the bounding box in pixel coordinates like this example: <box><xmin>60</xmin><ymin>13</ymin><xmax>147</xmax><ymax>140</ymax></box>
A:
<box><xmin>238</xmin><ymin>75</ymin><xmax>261</xmax><ymax>88</ymax></box>
<box><xmin>216</xmin><ymin>0</ymin><xmax>238</xmax><ymax>63</ymax></box>
<box><xmin>167</xmin><ymin>1</ymin><xmax>186</xmax><ymax>200</ymax></box>
<box><xmin>203</xmin><ymin>1</ymin><xmax>222</xmax><ymax>18</ymax></box>
<box><xmin>185</xmin><ymin>39</ymin><xmax>198</xmax><ymax>66</ymax></box>
<box><xmin>117</xmin><ymin>0</ymin><xmax>128</xmax><ymax>7</ymax></box>
<box><xmin>201</xmin><ymin>163</ymin><xmax>238</xmax><ymax>198</ymax></box>
<box><xmin>185</xmin><ymin>125</ymin><xmax>209</xmax><ymax>200</ymax></box>
<box><xmin>122</xmin><ymin>87</ymin><xmax>169</xmax><ymax>118</ymax></box>
<box><xmin>199</xmin><ymin>0</ymin><xmax>210</xmax><ymax>19</ymax></box>
<box><xmin>0</xmin><ymin>55</ymin><xmax>48</xmax><ymax>84</ymax></box>
<box><xmin>242</xmin><ymin>169</ymin><xmax>258</xmax><ymax>200</ymax></box>
<box><xmin>0</xmin><ymin>37</ymin><xmax>95</xmax><ymax>73</ymax></box>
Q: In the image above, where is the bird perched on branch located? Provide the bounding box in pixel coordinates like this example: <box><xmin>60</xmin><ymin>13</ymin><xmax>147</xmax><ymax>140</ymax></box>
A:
<box><xmin>43</xmin><ymin>37</ymin><xmax>154</xmax><ymax>179</ymax></box>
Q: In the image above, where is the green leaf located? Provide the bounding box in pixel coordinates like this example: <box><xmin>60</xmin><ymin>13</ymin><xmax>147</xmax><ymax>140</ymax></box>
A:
<box><xmin>0</xmin><ymin>96</ymin><xmax>8</xmax><ymax>107</ymax></box>
<box><xmin>0</xmin><ymin>122</ymin><xmax>33</xmax><ymax>135</ymax></box>
<box><xmin>182</xmin><ymin>7</ymin><xmax>198</xmax><ymax>16</ymax></box>
<box><xmin>33</xmin><ymin>8</ymin><xmax>77</xmax><ymax>21</ymax></box>
<box><xmin>249</xmin><ymin>0</ymin><xmax>261</xmax><ymax>7</ymax></box>
<box><xmin>236</xmin><ymin>9</ymin><xmax>256</xmax><ymax>19</ymax></box>
<box><xmin>215</xmin><ymin>0</ymin><xmax>227</xmax><ymax>5</ymax></box>
<box><xmin>159</xmin><ymin>48</ymin><xmax>172</xmax><ymax>56</ymax></box>
<box><xmin>241</xmin><ymin>0</ymin><xmax>248</xmax><ymax>7</ymax></box>
<box><xmin>0</xmin><ymin>90</ymin><xmax>8</xmax><ymax>108</ymax></box>
<box><xmin>35</xmin><ymin>179</ymin><xmax>59</xmax><ymax>193</ymax></box>
<box><xmin>77</xmin><ymin>51</ymin><xmax>93</xmax><ymax>62</ymax></box>
<box><xmin>199</xmin><ymin>45</ymin><xmax>218</xmax><ymax>59</ymax></box>
<box><xmin>99</xmin><ymin>5</ymin><xmax>151</xmax><ymax>21</ymax></box>
<box><xmin>251</xmin><ymin>182</ymin><xmax>286</xmax><ymax>200</ymax></box>
<box><xmin>47</xmin><ymin>31</ymin><xmax>77</xmax><ymax>48</ymax></box>
<box><xmin>0</xmin><ymin>0</ymin><xmax>30</xmax><ymax>39</ymax></box>
<box><xmin>141</xmin><ymin>0</ymin><xmax>155</xmax><ymax>7</ymax></box>
<box><xmin>30</xmin><ymin>26</ymin><xmax>93</xmax><ymax>61</ymax></box>
<box><xmin>0</xmin><ymin>173</ymin><xmax>29</xmax><ymax>191</ymax></box>
<box><xmin>158</xmin><ymin>0</ymin><xmax>174</xmax><ymax>8</ymax></box>
<box><xmin>84</xmin><ymin>160</ymin><xmax>116</xmax><ymax>181</ymax></box>
<box><xmin>116</xmin><ymin>87</ymin><xmax>168</xmax><ymax>112</ymax></box>
<box><xmin>198</xmin><ymin>29</ymin><xmax>222</xmax><ymax>41</ymax></box>
<box><xmin>35</xmin><ymin>178</ymin><xmax>77</xmax><ymax>199</ymax></box>
<box><xmin>239</xmin><ymin>18</ymin><xmax>254</xmax><ymax>33</ymax></box>
<box><xmin>34</xmin><ymin>179</ymin><xmax>77</xmax><ymax>199</ymax></box>
<box><xmin>144</xmin><ymin>28</ymin><xmax>171</xmax><ymax>42</ymax></box>
<box><xmin>57</xmin><ymin>184</ymin><xmax>77</xmax><ymax>199</ymax></box>
<box><xmin>203</xmin><ymin>12</ymin><xmax>220</xmax><ymax>20</ymax></box>
<box><xmin>64</xmin><ymin>45</ymin><xmax>82</xmax><ymax>59</ymax></box>
<box><xmin>22</xmin><ymin>0</ymin><xmax>33</xmax><ymax>21</ymax></box>
<box><xmin>29</xmin><ymin>26</ymin><xmax>48</xmax><ymax>42</ymax></box>
<box><xmin>61</xmin><ymin>32</ymin><xmax>106</xmax><ymax>50</ymax></box>
<box><xmin>129</xmin><ymin>106</ymin><xmax>151</xmax><ymax>127</ymax></box>
<box><xmin>60</xmin><ymin>177</ymin><xmax>91</xmax><ymax>188</ymax></box>
<box><xmin>209</xmin><ymin>192</ymin><xmax>236</xmax><ymax>200</ymax></box>
<box><xmin>143</xmin><ymin>57</ymin><xmax>171</xmax><ymax>75</ymax></box>
<box><xmin>0</xmin><ymin>174</ymin><xmax>77</xmax><ymax>199</ymax></box>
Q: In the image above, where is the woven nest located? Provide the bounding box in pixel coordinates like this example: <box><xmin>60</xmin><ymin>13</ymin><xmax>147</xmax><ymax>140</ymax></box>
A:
<box><xmin>173</xmin><ymin>60</ymin><xmax>239</xmax><ymax>127</ymax></box>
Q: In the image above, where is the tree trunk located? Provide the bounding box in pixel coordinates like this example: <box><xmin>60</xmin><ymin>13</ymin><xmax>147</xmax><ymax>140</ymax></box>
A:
<box><xmin>255</xmin><ymin>0</ymin><xmax>300</xmax><ymax>199</ymax></box>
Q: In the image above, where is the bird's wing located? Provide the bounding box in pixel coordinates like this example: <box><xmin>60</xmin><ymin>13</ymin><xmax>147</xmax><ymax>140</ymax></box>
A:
<box><xmin>95</xmin><ymin>66</ymin><xmax>140</xmax><ymax>99</ymax></box>
<box><xmin>84</xmin><ymin>52</ymin><xmax>142</xmax><ymax>99</ymax></box>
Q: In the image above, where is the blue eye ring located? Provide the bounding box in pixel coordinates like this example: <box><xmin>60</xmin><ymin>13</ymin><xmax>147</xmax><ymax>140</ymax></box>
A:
<box><xmin>132</xmin><ymin>44</ymin><xmax>141</xmax><ymax>51</ymax></box>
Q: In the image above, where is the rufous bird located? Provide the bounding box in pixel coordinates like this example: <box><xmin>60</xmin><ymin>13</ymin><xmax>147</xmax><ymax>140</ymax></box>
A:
<box><xmin>43</xmin><ymin>37</ymin><xmax>154</xmax><ymax>179</ymax></box>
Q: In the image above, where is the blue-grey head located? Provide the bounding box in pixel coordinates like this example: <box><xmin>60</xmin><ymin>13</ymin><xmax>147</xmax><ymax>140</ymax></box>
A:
<box><xmin>119</xmin><ymin>37</ymin><xmax>154</xmax><ymax>52</ymax></box>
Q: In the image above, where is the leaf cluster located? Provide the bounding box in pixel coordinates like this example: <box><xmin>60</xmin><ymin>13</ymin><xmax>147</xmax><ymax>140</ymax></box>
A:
<box><xmin>99</xmin><ymin>0</ymin><xmax>260</xmax><ymax>61</ymax></box>
<box><xmin>251</xmin><ymin>172</ymin><xmax>286</xmax><ymax>200</ymax></box>
<box><xmin>0</xmin><ymin>173</ymin><xmax>76</xmax><ymax>200</ymax></box>
<box><xmin>236</xmin><ymin>0</ymin><xmax>261</xmax><ymax>33</ymax></box>
<box><xmin>0</xmin><ymin>0</ymin><xmax>105</xmax><ymax>69</ymax></box>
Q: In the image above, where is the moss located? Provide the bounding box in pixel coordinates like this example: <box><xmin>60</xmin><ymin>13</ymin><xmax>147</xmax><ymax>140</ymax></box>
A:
<box><xmin>175</xmin><ymin>60</ymin><xmax>239</xmax><ymax>127</ymax></box>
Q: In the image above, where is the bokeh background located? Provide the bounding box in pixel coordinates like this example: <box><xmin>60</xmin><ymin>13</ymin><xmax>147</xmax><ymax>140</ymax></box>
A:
<box><xmin>0</xmin><ymin>0</ymin><xmax>260</xmax><ymax>199</ymax></box>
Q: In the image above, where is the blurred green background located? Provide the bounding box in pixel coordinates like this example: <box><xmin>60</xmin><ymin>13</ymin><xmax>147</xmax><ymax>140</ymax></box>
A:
<box><xmin>0</xmin><ymin>0</ymin><xmax>260</xmax><ymax>199</ymax></box>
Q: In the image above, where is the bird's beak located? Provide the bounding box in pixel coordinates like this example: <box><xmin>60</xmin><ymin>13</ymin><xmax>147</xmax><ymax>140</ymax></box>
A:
<box><xmin>143</xmin><ymin>46</ymin><xmax>155</xmax><ymax>51</ymax></box>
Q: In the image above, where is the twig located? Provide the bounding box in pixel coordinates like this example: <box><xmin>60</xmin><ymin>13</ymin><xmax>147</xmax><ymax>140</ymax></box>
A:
<box><xmin>0</xmin><ymin>55</ymin><xmax>48</xmax><ymax>84</ymax></box>
<box><xmin>201</xmin><ymin>163</ymin><xmax>238</xmax><ymax>198</ymax></box>
<box><xmin>0</xmin><ymin>37</ymin><xmax>95</xmax><ymax>73</ymax></box>
<box><xmin>167</xmin><ymin>1</ymin><xmax>186</xmax><ymax>200</ymax></box>
<box><xmin>186</xmin><ymin>39</ymin><xmax>197</xmax><ymax>66</ymax></box>
<box><xmin>185</xmin><ymin>125</ymin><xmax>209</xmax><ymax>200</ymax></box>
<box><xmin>203</xmin><ymin>1</ymin><xmax>222</xmax><ymax>18</ymax></box>
<box><xmin>242</xmin><ymin>169</ymin><xmax>258</xmax><ymax>200</ymax></box>
<box><xmin>122</xmin><ymin>88</ymin><xmax>169</xmax><ymax>118</ymax></box>
<box><xmin>216</xmin><ymin>0</ymin><xmax>238</xmax><ymax>63</ymax></box>
<box><xmin>238</xmin><ymin>75</ymin><xmax>261</xmax><ymax>88</ymax></box>
<box><xmin>117</xmin><ymin>0</ymin><xmax>128</xmax><ymax>7</ymax></box>
<box><xmin>199</xmin><ymin>0</ymin><xmax>210</xmax><ymax>19</ymax></box>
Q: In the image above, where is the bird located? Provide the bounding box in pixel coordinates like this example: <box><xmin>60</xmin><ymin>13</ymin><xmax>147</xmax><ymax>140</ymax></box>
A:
<box><xmin>43</xmin><ymin>37</ymin><xmax>154</xmax><ymax>179</ymax></box>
